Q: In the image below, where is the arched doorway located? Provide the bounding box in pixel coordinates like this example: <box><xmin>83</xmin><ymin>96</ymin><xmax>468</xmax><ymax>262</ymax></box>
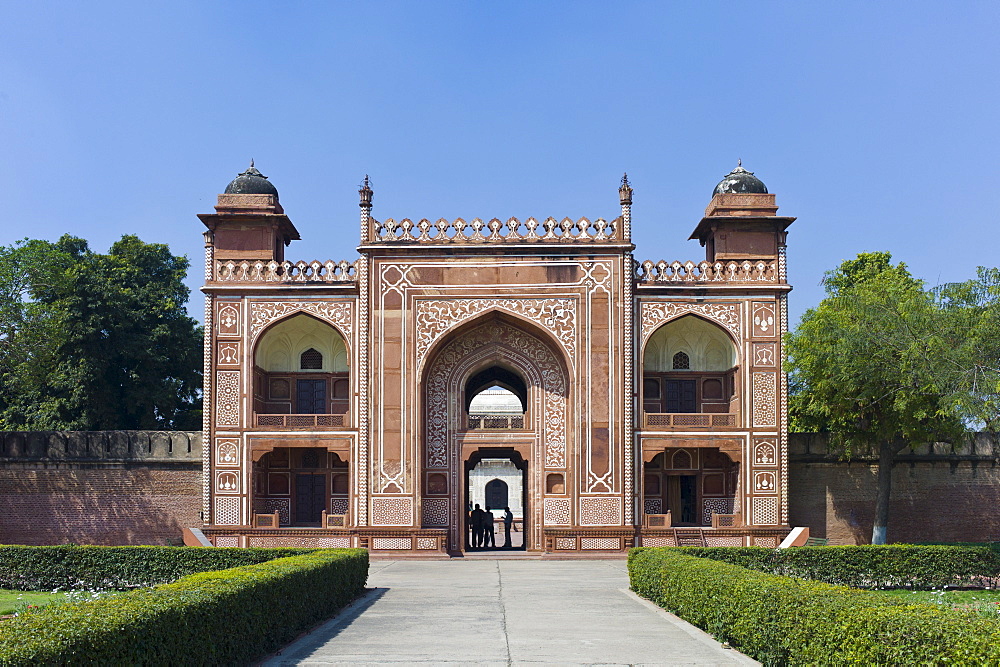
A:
<box><xmin>643</xmin><ymin>448</ymin><xmax>738</xmax><ymax>527</ymax></box>
<box><xmin>420</xmin><ymin>315</ymin><xmax>569</xmax><ymax>553</ymax></box>
<box><xmin>465</xmin><ymin>448</ymin><xmax>527</xmax><ymax>550</ymax></box>
<box><xmin>252</xmin><ymin>448</ymin><xmax>350</xmax><ymax>526</ymax></box>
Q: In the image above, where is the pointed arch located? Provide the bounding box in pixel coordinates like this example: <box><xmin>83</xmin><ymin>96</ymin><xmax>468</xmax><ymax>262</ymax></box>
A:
<box><xmin>419</xmin><ymin>313</ymin><xmax>570</xmax><ymax>552</ymax></box>
<box><xmin>642</xmin><ymin>314</ymin><xmax>738</xmax><ymax>373</ymax></box>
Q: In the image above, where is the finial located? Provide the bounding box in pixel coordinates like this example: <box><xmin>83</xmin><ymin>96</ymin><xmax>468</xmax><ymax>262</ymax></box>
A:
<box><xmin>250</xmin><ymin>158</ymin><xmax>255</xmax><ymax>169</ymax></box>
<box><xmin>619</xmin><ymin>172</ymin><xmax>633</xmax><ymax>206</ymax></box>
<box><xmin>359</xmin><ymin>174</ymin><xmax>373</xmax><ymax>208</ymax></box>
<box><xmin>737</xmin><ymin>157</ymin><xmax>741</xmax><ymax>168</ymax></box>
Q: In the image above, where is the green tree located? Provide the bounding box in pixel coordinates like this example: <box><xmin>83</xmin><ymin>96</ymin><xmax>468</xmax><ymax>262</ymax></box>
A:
<box><xmin>0</xmin><ymin>235</ymin><xmax>202</xmax><ymax>430</ymax></box>
<box><xmin>785</xmin><ymin>252</ymin><xmax>970</xmax><ymax>544</ymax></box>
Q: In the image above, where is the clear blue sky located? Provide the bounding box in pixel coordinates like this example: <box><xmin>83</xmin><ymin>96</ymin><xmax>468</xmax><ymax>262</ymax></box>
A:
<box><xmin>2</xmin><ymin>2</ymin><xmax>998</xmax><ymax>325</ymax></box>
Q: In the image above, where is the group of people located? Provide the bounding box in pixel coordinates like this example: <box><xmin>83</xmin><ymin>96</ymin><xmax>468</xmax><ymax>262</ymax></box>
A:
<box><xmin>469</xmin><ymin>504</ymin><xmax>518</xmax><ymax>549</ymax></box>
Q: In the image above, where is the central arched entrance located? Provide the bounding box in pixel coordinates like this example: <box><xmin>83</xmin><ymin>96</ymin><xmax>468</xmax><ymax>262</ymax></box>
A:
<box><xmin>420</xmin><ymin>314</ymin><xmax>569</xmax><ymax>553</ymax></box>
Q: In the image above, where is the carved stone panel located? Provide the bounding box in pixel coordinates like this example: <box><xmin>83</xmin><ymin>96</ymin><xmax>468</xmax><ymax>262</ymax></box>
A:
<box><xmin>752</xmin><ymin>302</ymin><xmax>776</xmax><ymax>338</ymax></box>
<box><xmin>217</xmin><ymin>341</ymin><xmax>240</xmax><ymax>367</ymax></box>
<box><xmin>217</xmin><ymin>302</ymin><xmax>241</xmax><ymax>337</ymax></box>
<box><xmin>415</xmin><ymin>298</ymin><xmax>577</xmax><ymax>366</ymax></box>
<box><xmin>640</xmin><ymin>301</ymin><xmax>741</xmax><ymax>343</ymax></box>
<box><xmin>215</xmin><ymin>438</ymin><xmax>240</xmax><ymax>467</ymax></box>
<box><xmin>751</xmin><ymin>372</ymin><xmax>777</xmax><ymax>428</ymax></box>
<box><xmin>248</xmin><ymin>301</ymin><xmax>353</xmax><ymax>344</ymax></box>
<box><xmin>216</xmin><ymin>370</ymin><xmax>241</xmax><ymax>428</ymax></box>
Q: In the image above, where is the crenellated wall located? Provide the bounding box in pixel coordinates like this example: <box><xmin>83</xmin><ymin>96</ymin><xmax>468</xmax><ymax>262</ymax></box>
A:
<box><xmin>2</xmin><ymin>430</ymin><xmax>997</xmax><ymax>546</ymax></box>
<box><xmin>788</xmin><ymin>432</ymin><xmax>1000</xmax><ymax>545</ymax></box>
<box><xmin>0</xmin><ymin>431</ymin><xmax>202</xmax><ymax>546</ymax></box>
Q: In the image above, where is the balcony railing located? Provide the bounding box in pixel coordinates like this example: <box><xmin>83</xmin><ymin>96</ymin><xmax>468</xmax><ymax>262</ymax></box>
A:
<box><xmin>636</xmin><ymin>259</ymin><xmax>778</xmax><ymax>283</ymax></box>
<box><xmin>467</xmin><ymin>414</ymin><xmax>526</xmax><ymax>430</ymax></box>
<box><xmin>255</xmin><ymin>414</ymin><xmax>346</xmax><ymax>428</ymax></box>
<box><xmin>215</xmin><ymin>259</ymin><xmax>358</xmax><ymax>283</ymax></box>
<box><xmin>643</xmin><ymin>413</ymin><xmax>736</xmax><ymax>428</ymax></box>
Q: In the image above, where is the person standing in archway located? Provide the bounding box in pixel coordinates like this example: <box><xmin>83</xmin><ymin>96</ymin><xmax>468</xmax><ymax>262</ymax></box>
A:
<box><xmin>502</xmin><ymin>506</ymin><xmax>517</xmax><ymax>548</ymax></box>
<box><xmin>470</xmin><ymin>504</ymin><xmax>485</xmax><ymax>548</ymax></box>
<box><xmin>483</xmin><ymin>507</ymin><xmax>496</xmax><ymax>548</ymax></box>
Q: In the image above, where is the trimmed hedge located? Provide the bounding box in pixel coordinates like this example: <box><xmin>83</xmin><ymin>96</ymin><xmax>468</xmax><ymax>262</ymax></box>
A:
<box><xmin>0</xmin><ymin>545</ymin><xmax>317</xmax><ymax>591</ymax></box>
<box><xmin>0</xmin><ymin>548</ymin><xmax>368</xmax><ymax>665</ymax></box>
<box><xmin>670</xmin><ymin>544</ymin><xmax>1000</xmax><ymax>589</ymax></box>
<box><xmin>629</xmin><ymin>547</ymin><xmax>1000</xmax><ymax>665</ymax></box>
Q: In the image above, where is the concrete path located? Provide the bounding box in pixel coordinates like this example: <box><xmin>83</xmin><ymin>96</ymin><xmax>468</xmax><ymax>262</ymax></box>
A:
<box><xmin>263</xmin><ymin>559</ymin><xmax>757</xmax><ymax>666</ymax></box>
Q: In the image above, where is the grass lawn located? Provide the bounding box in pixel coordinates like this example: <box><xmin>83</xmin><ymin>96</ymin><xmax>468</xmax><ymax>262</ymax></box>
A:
<box><xmin>0</xmin><ymin>589</ymin><xmax>68</xmax><ymax>615</ymax></box>
<box><xmin>876</xmin><ymin>588</ymin><xmax>1000</xmax><ymax>617</ymax></box>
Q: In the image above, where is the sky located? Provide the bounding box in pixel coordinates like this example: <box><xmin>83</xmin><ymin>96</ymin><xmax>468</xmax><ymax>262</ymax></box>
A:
<box><xmin>1</xmin><ymin>2</ymin><xmax>998</xmax><ymax>325</ymax></box>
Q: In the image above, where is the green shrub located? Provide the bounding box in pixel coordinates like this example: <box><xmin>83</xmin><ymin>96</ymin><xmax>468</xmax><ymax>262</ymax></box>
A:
<box><xmin>0</xmin><ymin>548</ymin><xmax>368</xmax><ymax>666</ymax></box>
<box><xmin>672</xmin><ymin>544</ymin><xmax>1000</xmax><ymax>589</ymax></box>
<box><xmin>629</xmin><ymin>547</ymin><xmax>1000</xmax><ymax>665</ymax></box>
<box><xmin>0</xmin><ymin>545</ymin><xmax>316</xmax><ymax>591</ymax></box>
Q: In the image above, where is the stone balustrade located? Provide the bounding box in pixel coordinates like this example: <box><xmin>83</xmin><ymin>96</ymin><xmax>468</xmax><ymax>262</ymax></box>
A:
<box><xmin>636</xmin><ymin>259</ymin><xmax>778</xmax><ymax>283</ymax></box>
<box><xmin>215</xmin><ymin>259</ymin><xmax>359</xmax><ymax>283</ymax></box>
<box><xmin>370</xmin><ymin>216</ymin><xmax>619</xmax><ymax>244</ymax></box>
<box><xmin>467</xmin><ymin>414</ymin><xmax>526</xmax><ymax>430</ymax></box>
<box><xmin>643</xmin><ymin>413</ymin><xmax>737</xmax><ymax>428</ymax></box>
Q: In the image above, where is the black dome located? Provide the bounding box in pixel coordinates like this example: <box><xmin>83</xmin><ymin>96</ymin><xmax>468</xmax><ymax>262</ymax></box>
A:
<box><xmin>713</xmin><ymin>162</ymin><xmax>767</xmax><ymax>196</ymax></box>
<box><xmin>224</xmin><ymin>161</ymin><xmax>279</xmax><ymax>198</ymax></box>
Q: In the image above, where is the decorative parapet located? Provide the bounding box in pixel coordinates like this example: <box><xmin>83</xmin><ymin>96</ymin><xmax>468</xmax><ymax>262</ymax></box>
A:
<box><xmin>369</xmin><ymin>216</ymin><xmax>620</xmax><ymax>244</ymax></box>
<box><xmin>636</xmin><ymin>259</ymin><xmax>779</xmax><ymax>284</ymax></box>
<box><xmin>214</xmin><ymin>259</ymin><xmax>359</xmax><ymax>283</ymax></box>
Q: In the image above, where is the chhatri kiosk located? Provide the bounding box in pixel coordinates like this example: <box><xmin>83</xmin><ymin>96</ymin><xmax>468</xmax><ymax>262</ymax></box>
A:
<box><xmin>198</xmin><ymin>162</ymin><xmax>794</xmax><ymax>554</ymax></box>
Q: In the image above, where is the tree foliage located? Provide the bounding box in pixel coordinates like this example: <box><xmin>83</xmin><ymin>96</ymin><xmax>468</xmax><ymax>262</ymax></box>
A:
<box><xmin>785</xmin><ymin>252</ymin><xmax>1000</xmax><ymax>542</ymax></box>
<box><xmin>0</xmin><ymin>235</ymin><xmax>202</xmax><ymax>430</ymax></box>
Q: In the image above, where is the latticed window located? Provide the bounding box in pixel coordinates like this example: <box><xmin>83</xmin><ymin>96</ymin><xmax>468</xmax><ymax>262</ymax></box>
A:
<box><xmin>300</xmin><ymin>348</ymin><xmax>323</xmax><ymax>370</ymax></box>
<box><xmin>672</xmin><ymin>351</ymin><xmax>690</xmax><ymax>369</ymax></box>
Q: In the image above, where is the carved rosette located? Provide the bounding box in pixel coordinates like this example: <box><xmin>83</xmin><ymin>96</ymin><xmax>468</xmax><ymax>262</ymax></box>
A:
<box><xmin>415</xmin><ymin>298</ymin><xmax>576</xmax><ymax>366</ymax></box>
<box><xmin>640</xmin><ymin>301</ymin><xmax>741</xmax><ymax>343</ymax></box>
<box><xmin>248</xmin><ymin>301</ymin><xmax>353</xmax><ymax>344</ymax></box>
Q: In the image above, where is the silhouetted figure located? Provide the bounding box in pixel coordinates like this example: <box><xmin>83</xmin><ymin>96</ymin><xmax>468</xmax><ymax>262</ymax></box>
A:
<box><xmin>471</xmin><ymin>504</ymin><xmax>485</xmax><ymax>548</ymax></box>
<box><xmin>468</xmin><ymin>502</ymin><xmax>474</xmax><ymax>546</ymax></box>
<box><xmin>502</xmin><ymin>506</ymin><xmax>517</xmax><ymax>548</ymax></box>
<box><xmin>483</xmin><ymin>506</ymin><xmax>497</xmax><ymax>548</ymax></box>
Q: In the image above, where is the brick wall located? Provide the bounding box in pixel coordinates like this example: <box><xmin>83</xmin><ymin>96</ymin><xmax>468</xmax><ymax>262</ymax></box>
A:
<box><xmin>0</xmin><ymin>432</ymin><xmax>202</xmax><ymax>546</ymax></box>
<box><xmin>788</xmin><ymin>433</ymin><xmax>1000</xmax><ymax>545</ymax></box>
<box><xmin>3</xmin><ymin>431</ymin><xmax>998</xmax><ymax>546</ymax></box>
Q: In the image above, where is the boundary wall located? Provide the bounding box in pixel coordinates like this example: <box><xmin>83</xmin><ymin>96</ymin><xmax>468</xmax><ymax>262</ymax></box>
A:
<box><xmin>788</xmin><ymin>432</ymin><xmax>1000</xmax><ymax>544</ymax></box>
<box><xmin>0</xmin><ymin>432</ymin><xmax>201</xmax><ymax>546</ymax></box>
<box><xmin>1</xmin><ymin>431</ymin><xmax>996</xmax><ymax>546</ymax></box>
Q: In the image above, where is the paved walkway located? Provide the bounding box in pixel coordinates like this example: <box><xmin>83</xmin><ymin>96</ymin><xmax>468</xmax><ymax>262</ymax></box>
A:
<box><xmin>263</xmin><ymin>559</ymin><xmax>756</xmax><ymax>666</ymax></box>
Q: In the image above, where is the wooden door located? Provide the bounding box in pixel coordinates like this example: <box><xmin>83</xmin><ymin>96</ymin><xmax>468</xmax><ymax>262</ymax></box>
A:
<box><xmin>665</xmin><ymin>379</ymin><xmax>697</xmax><ymax>413</ymax></box>
<box><xmin>296</xmin><ymin>379</ymin><xmax>326</xmax><ymax>414</ymax></box>
<box><xmin>295</xmin><ymin>473</ymin><xmax>326</xmax><ymax>524</ymax></box>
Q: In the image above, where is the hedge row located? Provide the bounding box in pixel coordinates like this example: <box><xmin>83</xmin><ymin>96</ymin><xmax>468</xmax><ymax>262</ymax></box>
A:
<box><xmin>0</xmin><ymin>545</ymin><xmax>317</xmax><ymax>591</ymax></box>
<box><xmin>671</xmin><ymin>544</ymin><xmax>1000</xmax><ymax>589</ymax></box>
<box><xmin>0</xmin><ymin>548</ymin><xmax>368</xmax><ymax>665</ymax></box>
<box><xmin>629</xmin><ymin>548</ymin><xmax>1000</xmax><ymax>665</ymax></box>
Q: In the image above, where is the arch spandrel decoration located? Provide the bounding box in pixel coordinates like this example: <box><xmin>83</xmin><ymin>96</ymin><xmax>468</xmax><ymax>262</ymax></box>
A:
<box><xmin>424</xmin><ymin>321</ymin><xmax>568</xmax><ymax>469</ymax></box>
<box><xmin>640</xmin><ymin>302</ymin><xmax>741</xmax><ymax>345</ymax></box>
<box><xmin>248</xmin><ymin>301</ymin><xmax>353</xmax><ymax>346</ymax></box>
<box><xmin>415</xmin><ymin>298</ymin><xmax>577</xmax><ymax>367</ymax></box>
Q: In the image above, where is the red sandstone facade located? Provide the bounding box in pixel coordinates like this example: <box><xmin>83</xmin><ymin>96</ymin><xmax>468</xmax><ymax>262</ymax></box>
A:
<box><xmin>198</xmin><ymin>165</ymin><xmax>794</xmax><ymax>553</ymax></box>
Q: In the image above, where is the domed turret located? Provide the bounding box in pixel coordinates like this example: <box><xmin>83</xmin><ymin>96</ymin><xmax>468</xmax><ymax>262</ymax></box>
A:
<box><xmin>712</xmin><ymin>160</ymin><xmax>767</xmax><ymax>196</ymax></box>
<box><xmin>224</xmin><ymin>160</ymin><xmax>279</xmax><ymax>198</ymax></box>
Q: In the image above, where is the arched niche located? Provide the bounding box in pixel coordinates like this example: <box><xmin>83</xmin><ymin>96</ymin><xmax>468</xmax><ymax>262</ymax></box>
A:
<box><xmin>642</xmin><ymin>448</ymin><xmax>738</xmax><ymax>527</ymax></box>
<box><xmin>252</xmin><ymin>313</ymin><xmax>350</xmax><ymax>424</ymax></box>
<box><xmin>256</xmin><ymin>313</ymin><xmax>348</xmax><ymax>373</ymax></box>
<box><xmin>641</xmin><ymin>315</ymin><xmax>739</xmax><ymax>418</ymax></box>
